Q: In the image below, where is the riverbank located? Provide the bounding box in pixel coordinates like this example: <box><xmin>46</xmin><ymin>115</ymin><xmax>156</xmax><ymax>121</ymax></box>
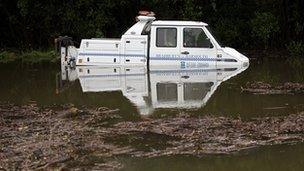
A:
<box><xmin>1</xmin><ymin>102</ymin><xmax>303</xmax><ymax>170</ymax></box>
<box><xmin>0</xmin><ymin>50</ymin><xmax>59</xmax><ymax>64</ymax></box>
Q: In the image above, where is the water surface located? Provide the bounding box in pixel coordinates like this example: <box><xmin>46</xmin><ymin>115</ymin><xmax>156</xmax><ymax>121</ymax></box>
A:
<box><xmin>0</xmin><ymin>59</ymin><xmax>303</xmax><ymax>118</ymax></box>
<box><xmin>1</xmin><ymin>59</ymin><xmax>304</xmax><ymax>170</ymax></box>
<box><xmin>120</xmin><ymin>143</ymin><xmax>304</xmax><ymax>171</ymax></box>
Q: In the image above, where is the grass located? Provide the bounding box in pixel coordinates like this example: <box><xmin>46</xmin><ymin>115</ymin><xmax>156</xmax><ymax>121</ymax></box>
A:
<box><xmin>0</xmin><ymin>51</ymin><xmax>18</xmax><ymax>63</ymax></box>
<box><xmin>0</xmin><ymin>50</ymin><xmax>59</xmax><ymax>64</ymax></box>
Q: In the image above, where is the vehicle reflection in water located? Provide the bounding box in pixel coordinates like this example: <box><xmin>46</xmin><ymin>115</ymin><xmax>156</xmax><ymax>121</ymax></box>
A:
<box><xmin>58</xmin><ymin>64</ymin><xmax>248</xmax><ymax>115</ymax></box>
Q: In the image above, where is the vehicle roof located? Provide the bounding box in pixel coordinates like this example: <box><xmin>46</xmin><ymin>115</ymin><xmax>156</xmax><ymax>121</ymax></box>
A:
<box><xmin>152</xmin><ymin>20</ymin><xmax>208</xmax><ymax>27</ymax></box>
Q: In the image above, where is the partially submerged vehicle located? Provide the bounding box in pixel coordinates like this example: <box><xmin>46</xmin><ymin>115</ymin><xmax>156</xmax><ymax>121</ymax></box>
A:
<box><xmin>57</xmin><ymin>12</ymin><xmax>249</xmax><ymax>68</ymax></box>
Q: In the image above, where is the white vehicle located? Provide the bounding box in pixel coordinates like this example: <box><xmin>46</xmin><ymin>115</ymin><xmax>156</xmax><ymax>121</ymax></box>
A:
<box><xmin>57</xmin><ymin>12</ymin><xmax>249</xmax><ymax>68</ymax></box>
<box><xmin>57</xmin><ymin>64</ymin><xmax>248</xmax><ymax>115</ymax></box>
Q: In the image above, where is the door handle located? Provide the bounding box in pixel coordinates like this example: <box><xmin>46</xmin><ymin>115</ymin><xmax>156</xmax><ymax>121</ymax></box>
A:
<box><xmin>181</xmin><ymin>51</ymin><xmax>189</xmax><ymax>55</ymax></box>
<box><xmin>181</xmin><ymin>75</ymin><xmax>190</xmax><ymax>79</ymax></box>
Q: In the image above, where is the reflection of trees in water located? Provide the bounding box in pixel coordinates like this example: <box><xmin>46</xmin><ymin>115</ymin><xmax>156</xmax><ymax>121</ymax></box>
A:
<box><xmin>243</xmin><ymin>58</ymin><xmax>304</xmax><ymax>84</ymax></box>
<box><xmin>288</xmin><ymin>59</ymin><xmax>304</xmax><ymax>82</ymax></box>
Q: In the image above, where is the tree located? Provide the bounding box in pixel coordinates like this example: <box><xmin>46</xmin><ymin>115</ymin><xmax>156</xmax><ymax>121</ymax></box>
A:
<box><xmin>251</xmin><ymin>12</ymin><xmax>279</xmax><ymax>49</ymax></box>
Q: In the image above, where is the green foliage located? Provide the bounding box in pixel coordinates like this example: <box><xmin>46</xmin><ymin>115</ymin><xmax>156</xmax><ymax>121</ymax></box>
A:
<box><xmin>287</xmin><ymin>41</ymin><xmax>304</xmax><ymax>58</ymax></box>
<box><xmin>251</xmin><ymin>12</ymin><xmax>279</xmax><ymax>48</ymax></box>
<box><xmin>20</xmin><ymin>50</ymin><xmax>58</xmax><ymax>63</ymax></box>
<box><xmin>0</xmin><ymin>50</ymin><xmax>58</xmax><ymax>64</ymax></box>
<box><xmin>0</xmin><ymin>0</ymin><xmax>304</xmax><ymax>51</ymax></box>
<box><xmin>214</xmin><ymin>19</ymin><xmax>239</xmax><ymax>47</ymax></box>
<box><xmin>181</xmin><ymin>0</ymin><xmax>202</xmax><ymax>20</ymax></box>
<box><xmin>0</xmin><ymin>51</ymin><xmax>17</xmax><ymax>63</ymax></box>
<box><xmin>286</xmin><ymin>41</ymin><xmax>304</xmax><ymax>71</ymax></box>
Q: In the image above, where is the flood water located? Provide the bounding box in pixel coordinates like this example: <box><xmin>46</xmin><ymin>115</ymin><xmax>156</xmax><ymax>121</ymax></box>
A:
<box><xmin>120</xmin><ymin>143</ymin><xmax>304</xmax><ymax>171</ymax></box>
<box><xmin>1</xmin><ymin>58</ymin><xmax>304</xmax><ymax>170</ymax></box>
<box><xmin>1</xmin><ymin>59</ymin><xmax>304</xmax><ymax>118</ymax></box>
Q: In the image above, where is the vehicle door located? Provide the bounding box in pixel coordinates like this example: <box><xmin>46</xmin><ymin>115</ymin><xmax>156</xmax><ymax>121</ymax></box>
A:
<box><xmin>123</xmin><ymin>35</ymin><xmax>148</xmax><ymax>65</ymax></box>
<box><xmin>149</xmin><ymin>26</ymin><xmax>181</xmax><ymax>68</ymax></box>
<box><xmin>180</xmin><ymin>27</ymin><xmax>217</xmax><ymax>69</ymax></box>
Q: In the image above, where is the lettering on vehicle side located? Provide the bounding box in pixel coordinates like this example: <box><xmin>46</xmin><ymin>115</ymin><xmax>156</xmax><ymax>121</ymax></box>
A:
<box><xmin>181</xmin><ymin>61</ymin><xmax>186</xmax><ymax>69</ymax></box>
<box><xmin>155</xmin><ymin>72</ymin><xmax>209</xmax><ymax>76</ymax></box>
<box><xmin>181</xmin><ymin>61</ymin><xmax>209</xmax><ymax>69</ymax></box>
<box><xmin>156</xmin><ymin>54</ymin><xmax>181</xmax><ymax>58</ymax></box>
<box><xmin>155</xmin><ymin>54</ymin><xmax>210</xmax><ymax>58</ymax></box>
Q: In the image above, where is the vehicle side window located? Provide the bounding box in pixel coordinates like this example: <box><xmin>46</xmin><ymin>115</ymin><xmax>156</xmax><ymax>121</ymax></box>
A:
<box><xmin>156</xmin><ymin>28</ymin><xmax>177</xmax><ymax>47</ymax></box>
<box><xmin>183</xmin><ymin>28</ymin><xmax>213</xmax><ymax>48</ymax></box>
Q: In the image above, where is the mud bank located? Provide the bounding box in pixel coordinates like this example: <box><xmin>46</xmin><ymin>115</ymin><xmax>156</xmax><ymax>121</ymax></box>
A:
<box><xmin>1</xmin><ymin>103</ymin><xmax>304</xmax><ymax>170</ymax></box>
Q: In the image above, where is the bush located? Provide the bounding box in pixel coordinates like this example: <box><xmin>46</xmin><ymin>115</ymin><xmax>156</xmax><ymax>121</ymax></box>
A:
<box><xmin>0</xmin><ymin>51</ymin><xmax>18</xmax><ymax>63</ymax></box>
<box><xmin>287</xmin><ymin>41</ymin><xmax>304</xmax><ymax>58</ymax></box>
<box><xmin>0</xmin><ymin>50</ymin><xmax>59</xmax><ymax>64</ymax></box>
<box><xmin>286</xmin><ymin>41</ymin><xmax>304</xmax><ymax>69</ymax></box>
<box><xmin>251</xmin><ymin>12</ymin><xmax>279</xmax><ymax>49</ymax></box>
<box><xmin>20</xmin><ymin>50</ymin><xmax>58</xmax><ymax>64</ymax></box>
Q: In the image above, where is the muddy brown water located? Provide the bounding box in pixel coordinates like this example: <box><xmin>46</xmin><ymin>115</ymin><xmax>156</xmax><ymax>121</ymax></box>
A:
<box><xmin>120</xmin><ymin>143</ymin><xmax>304</xmax><ymax>171</ymax></box>
<box><xmin>0</xmin><ymin>58</ymin><xmax>304</xmax><ymax>170</ymax></box>
<box><xmin>1</xmin><ymin>59</ymin><xmax>303</xmax><ymax>118</ymax></box>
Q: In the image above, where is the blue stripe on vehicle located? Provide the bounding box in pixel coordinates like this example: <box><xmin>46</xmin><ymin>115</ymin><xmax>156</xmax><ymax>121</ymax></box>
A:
<box><xmin>78</xmin><ymin>53</ymin><xmax>237</xmax><ymax>62</ymax></box>
<box><xmin>78</xmin><ymin>53</ymin><xmax>145</xmax><ymax>57</ymax></box>
<box><xmin>150</xmin><ymin>57</ymin><xmax>237</xmax><ymax>62</ymax></box>
<box><xmin>79</xmin><ymin>73</ymin><xmax>145</xmax><ymax>78</ymax></box>
<box><xmin>150</xmin><ymin>68</ymin><xmax>237</xmax><ymax>73</ymax></box>
<box><xmin>78</xmin><ymin>68</ymin><xmax>237</xmax><ymax>78</ymax></box>
<box><xmin>150</xmin><ymin>57</ymin><xmax>217</xmax><ymax>61</ymax></box>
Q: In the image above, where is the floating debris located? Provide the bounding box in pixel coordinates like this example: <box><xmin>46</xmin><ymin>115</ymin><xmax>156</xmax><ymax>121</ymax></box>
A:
<box><xmin>0</xmin><ymin>102</ymin><xmax>304</xmax><ymax>170</ymax></box>
<box><xmin>242</xmin><ymin>82</ymin><xmax>304</xmax><ymax>95</ymax></box>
